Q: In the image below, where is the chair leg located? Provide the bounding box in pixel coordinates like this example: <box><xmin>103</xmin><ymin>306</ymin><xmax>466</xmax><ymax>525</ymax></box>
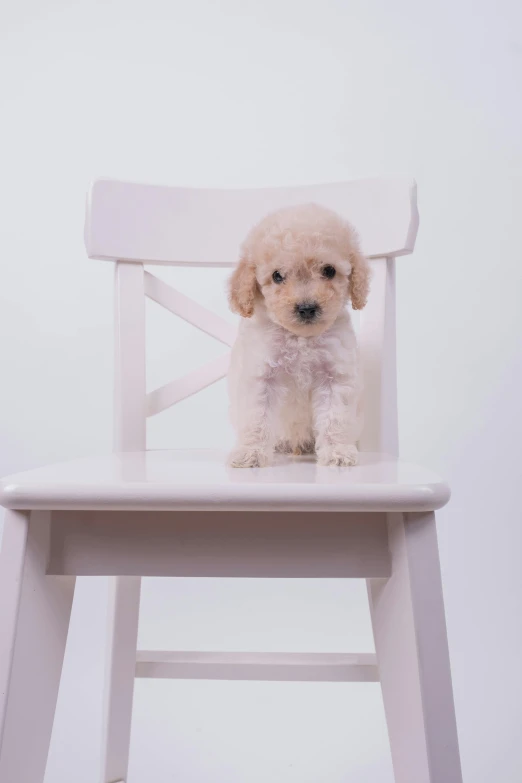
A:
<box><xmin>0</xmin><ymin>510</ymin><xmax>75</xmax><ymax>783</ymax></box>
<box><xmin>368</xmin><ymin>511</ymin><xmax>462</xmax><ymax>783</ymax></box>
<box><xmin>100</xmin><ymin>575</ymin><xmax>141</xmax><ymax>783</ymax></box>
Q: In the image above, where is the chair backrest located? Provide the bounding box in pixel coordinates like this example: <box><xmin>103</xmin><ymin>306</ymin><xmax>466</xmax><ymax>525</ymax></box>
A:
<box><xmin>84</xmin><ymin>177</ymin><xmax>418</xmax><ymax>456</ymax></box>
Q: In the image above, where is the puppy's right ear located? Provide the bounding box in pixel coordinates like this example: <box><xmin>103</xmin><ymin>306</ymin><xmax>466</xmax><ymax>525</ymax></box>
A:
<box><xmin>228</xmin><ymin>257</ymin><xmax>257</xmax><ymax>318</ymax></box>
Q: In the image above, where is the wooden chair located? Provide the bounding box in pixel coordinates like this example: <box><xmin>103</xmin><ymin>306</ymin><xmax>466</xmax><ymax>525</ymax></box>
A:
<box><xmin>0</xmin><ymin>177</ymin><xmax>462</xmax><ymax>783</ymax></box>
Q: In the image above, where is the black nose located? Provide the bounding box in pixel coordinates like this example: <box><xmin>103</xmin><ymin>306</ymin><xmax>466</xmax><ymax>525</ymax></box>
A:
<box><xmin>296</xmin><ymin>302</ymin><xmax>320</xmax><ymax>321</ymax></box>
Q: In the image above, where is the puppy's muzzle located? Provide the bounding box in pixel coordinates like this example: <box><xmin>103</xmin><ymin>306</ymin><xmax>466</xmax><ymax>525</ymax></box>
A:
<box><xmin>295</xmin><ymin>301</ymin><xmax>321</xmax><ymax>322</ymax></box>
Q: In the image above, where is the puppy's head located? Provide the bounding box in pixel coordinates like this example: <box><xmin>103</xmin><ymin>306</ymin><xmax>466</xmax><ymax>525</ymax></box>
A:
<box><xmin>229</xmin><ymin>203</ymin><xmax>370</xmax><ymax>336</ymax></box>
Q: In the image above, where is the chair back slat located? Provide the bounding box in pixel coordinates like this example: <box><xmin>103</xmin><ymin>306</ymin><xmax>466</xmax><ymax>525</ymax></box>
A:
<box><xmin>144</xmin><ymin>272</ymin><xmax>236</xmax><ymax>347</ymax></box>
<box><xmin>86</xmin><ymin>177</ymin><xmax>418</xmax><ymax>265</ymax></box>
<box><xmin>358</xmin><ymin>258</ymin><xmax>399</xmax><ymax>455</ymax></box>
<box><xmin>113</xmin><ymin>262</ymin><xmax>146</xmax><ymax>452</ymax></box>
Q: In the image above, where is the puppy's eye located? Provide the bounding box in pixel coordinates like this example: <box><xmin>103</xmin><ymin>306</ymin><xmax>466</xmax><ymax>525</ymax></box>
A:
<box><xmin>272</xmin><ymin>270</ymin><xmax>285</xmax><ymax>284</ymax></box>
<box><xmin>322</xmin><ymin>265</ymin><xmax>336</xmax><ymax>279</ymax></box>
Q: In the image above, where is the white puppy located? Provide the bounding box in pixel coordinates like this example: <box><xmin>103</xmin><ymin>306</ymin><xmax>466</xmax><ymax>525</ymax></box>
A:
<box><xmin>228</xmin><ymin>203</ymin><xmax>370</xmax><ymax>468</ymax></box>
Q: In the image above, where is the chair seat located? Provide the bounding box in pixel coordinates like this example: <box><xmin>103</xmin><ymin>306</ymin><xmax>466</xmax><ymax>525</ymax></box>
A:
<box><xmin>0</xmin><ymin>449</ymin><xmax>449</xmax><ymax>512</ymax></box>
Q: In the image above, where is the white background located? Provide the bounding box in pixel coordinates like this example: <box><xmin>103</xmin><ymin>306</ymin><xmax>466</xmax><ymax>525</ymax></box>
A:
<box><xmin>1</xmin><ymin>0</ymin><xmax>521</xmax><ymax>781</ymax></box>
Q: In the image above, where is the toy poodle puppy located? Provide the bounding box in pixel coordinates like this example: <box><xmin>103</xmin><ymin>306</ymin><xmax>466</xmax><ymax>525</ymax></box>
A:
<box><xmin>228</xmin><ymin>203</ymin><xmax>370</xmax><ymax>468</ymax></box>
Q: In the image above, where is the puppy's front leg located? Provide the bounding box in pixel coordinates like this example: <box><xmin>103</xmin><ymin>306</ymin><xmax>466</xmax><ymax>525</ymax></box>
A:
<box><xmin>313</xmin><ymin>377</ymin><xmax>360</xmax><ymax>467</ymax></box>
<box><xmin>229</xmin><ymin>375</ymin><xmax>276</xmax><ymax>468</ymax></box>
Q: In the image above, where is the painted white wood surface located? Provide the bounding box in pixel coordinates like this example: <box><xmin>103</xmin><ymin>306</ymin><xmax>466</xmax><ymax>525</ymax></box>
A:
<box><xmin>0</xmin><ymin>176</ymin><xmax>462</xmax><ymax>783</ymax></box>
<box><xmin>359</xmin><ymin>246</ymin><xmax>460</xmax><ymax>780</ymax></box>
<box><xmin>113</xmin><ymin>262</ymin><xmax>146</xmax><ymax>451</ymax></box>
<box><xmin>146</xmin><ymin>353</ymin><xmax>231</xmax><ymax>417</ymax></box>
<box><xmin>143</xmin><ymin>270</ymin><xmax>235</xmax><ymax>416</ymax></box>
<box><xmin>135</xmin><ymin>651</ymin><xmax>379</xmax><ymax>682</ymax></box>
<box><xmin>0</xmin><ymin>510</ymin><xmax>29</xmax><ymax>745</ymax></box>
<box><xmin>47</xmin><ymin>510</ymin><xmax>390</xmax><ymax>578</ymax></box>
<box><xmin>100</xmin><ymin>576</ymin><xmax>141</xmax><ymax>783</ymax></box>
<box><xmin>359</xmin><ymin>257</ymin><xmax>399</xmax><ymax>454</ymax></box>
<box><xmin>85</xmin><ymin>177</ymin><xmax>418</xmax><ymax>265</ymax></box>
<box><xmin>369</xmin><ymin>512</ymin><xmax>462</xmax><ymax>783</ymax></box>
<box><xmin>0</xmin><ymin>512</ymin><xmax>75</xmax><ymax>783</ymax></box>
<box><xmin>100</xmin><ymin>260</ymin><xmax>146</xmax><ymax>783</ymax></box>
<box><xmin>144</xmin><ymin>271</ymin><xmax>237</xmax><ymax>346</ymax></box>
<box><xmin>0</xmin><ymin>450</ymin><xmax>450</xmax><ymax>512</ymax></box>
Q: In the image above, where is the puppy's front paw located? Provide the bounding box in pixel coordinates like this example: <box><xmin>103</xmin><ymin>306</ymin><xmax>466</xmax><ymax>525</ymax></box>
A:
<box><xmin>275</xmin><ymin>439</ymin><xmax>292</xmax><ymax>454</ymax></box>
<box><xmin>293</xmin><ymin>439</ymin><xmax>315</xmax><ymax>456</ymax></box>
<box><xmin>317</xmin><ymin>444</ymin><xmax>358</xmax><ymax>467</ymax></box>
<box><xmin>229</xmin><ymin>446</ymin><xmax>271</xmax><ymax>468</ymax></box>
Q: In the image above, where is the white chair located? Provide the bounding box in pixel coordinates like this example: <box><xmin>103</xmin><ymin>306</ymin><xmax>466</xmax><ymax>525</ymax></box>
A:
<box><xmin>0</xmin><ymin>177</ymin><xmax>462</xmax><ymax>783</ymax></box>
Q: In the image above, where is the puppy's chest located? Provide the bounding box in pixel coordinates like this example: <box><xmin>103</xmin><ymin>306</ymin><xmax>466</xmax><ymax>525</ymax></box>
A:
<box><xmin>265</xmin><ymin>335</ymin><xmax>337</xmax><ymax>385</ymax></box>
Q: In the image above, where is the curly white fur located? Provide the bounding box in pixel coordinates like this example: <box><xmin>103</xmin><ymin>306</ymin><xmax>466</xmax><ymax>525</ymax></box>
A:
<box><xmin>228</xmin><ymin>203</ymin><xmax>370</xmax><ymax>468</ymax></box>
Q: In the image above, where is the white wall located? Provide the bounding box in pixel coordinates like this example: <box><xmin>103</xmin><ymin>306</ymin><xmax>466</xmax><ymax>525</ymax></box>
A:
<box><xmin>1</xmin><ymin>0</ymin><xmax>521</xmax><ymax>781</ymax></box>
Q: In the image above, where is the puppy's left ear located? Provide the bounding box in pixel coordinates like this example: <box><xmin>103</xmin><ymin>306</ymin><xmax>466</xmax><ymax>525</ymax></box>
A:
<box><xmin>348</xmin><ymin>245</ymin><xmax>371</xmax><ymax>310</ymax></box>
<box><xmin>228</xmin><ymin>257</ymin><xmax>258</xmax><ymax>318</ymax></box>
